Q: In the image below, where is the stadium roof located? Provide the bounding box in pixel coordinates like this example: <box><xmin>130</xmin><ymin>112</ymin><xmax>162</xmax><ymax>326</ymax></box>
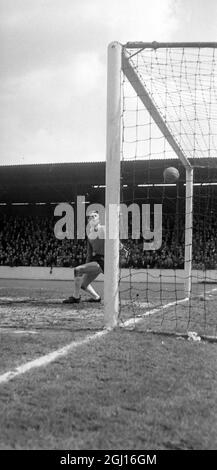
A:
<box><xmin>0</xmin><ymin>158</ymin><xmax>217</xmax><ymax>204</ymax></box>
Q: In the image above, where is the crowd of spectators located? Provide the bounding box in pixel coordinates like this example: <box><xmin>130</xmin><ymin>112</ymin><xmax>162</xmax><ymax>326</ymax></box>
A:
<box><xmin>0</xmin><ymin>213</ymin><xmax>216</xmax><ymax>269</ymax></box>
<box><xmin>0</xmin><ymin>215</ymin><xmax>86</xmax><ymax>268</ymax></box>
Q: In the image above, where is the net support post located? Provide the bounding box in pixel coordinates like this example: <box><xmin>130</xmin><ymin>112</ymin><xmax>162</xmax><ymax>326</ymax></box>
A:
<box><xmin>184</xmin><ymin>167</ymin><xmax>194</xmax><ymax>298</ymax></box>
<box><xmin>104</xmin><ymin>42</ymin><xmax>122</xmax><ymax>329</ymax></box>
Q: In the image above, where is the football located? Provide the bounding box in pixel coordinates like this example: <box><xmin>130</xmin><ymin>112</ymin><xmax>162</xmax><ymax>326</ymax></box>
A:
<box><xmin>163</xmin><ymin>166</ymin><xmax>180</xmax><ymax>183</ymax></box>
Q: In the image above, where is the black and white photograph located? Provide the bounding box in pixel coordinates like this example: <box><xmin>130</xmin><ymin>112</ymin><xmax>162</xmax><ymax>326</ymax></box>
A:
<box><xmin>0</xmin><ymin>0</ymin><xmax>216</xmax><ymax>461</ymax></box>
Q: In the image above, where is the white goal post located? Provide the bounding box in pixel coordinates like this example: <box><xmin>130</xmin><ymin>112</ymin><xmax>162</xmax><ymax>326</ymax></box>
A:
<box><xmin>104</xmin><ymin>41</ymin><xmax>217</xmax><ymax>329</ymax></box>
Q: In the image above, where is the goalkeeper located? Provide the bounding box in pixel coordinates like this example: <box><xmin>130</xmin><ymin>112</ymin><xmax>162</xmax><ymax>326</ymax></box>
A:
<box><xmin>63</xmin><ymin>210</ymin><xmax>128</xmax><ymax>304</ymax></box>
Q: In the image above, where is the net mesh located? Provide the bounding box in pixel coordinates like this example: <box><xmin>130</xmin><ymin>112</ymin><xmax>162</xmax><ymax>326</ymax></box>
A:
<box><xmin>118</xmin><ymin>44</ymin><xmax>217</xmax><ymax>340</ymax></box>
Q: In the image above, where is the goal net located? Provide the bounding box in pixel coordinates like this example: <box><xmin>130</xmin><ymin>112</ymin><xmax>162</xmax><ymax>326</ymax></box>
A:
<box><xmin>104</xmin><ymin>42</ymin><xmax>217</xmax><ymax>340</ymax></box>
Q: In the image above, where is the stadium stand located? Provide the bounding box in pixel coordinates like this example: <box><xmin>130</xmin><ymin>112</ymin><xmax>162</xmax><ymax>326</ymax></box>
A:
<box><xmin>0</xmin><ymin>161</ymin><xmax>217</xmax><ymax>270</ymax></box>
<box><xmin>0</xmin><ymin>212</ymin><xmax>216</xmax><ymax>269</ymax></box>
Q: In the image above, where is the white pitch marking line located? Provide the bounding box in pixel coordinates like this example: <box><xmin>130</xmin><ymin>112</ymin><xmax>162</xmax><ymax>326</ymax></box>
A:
<box><xmin>121</xmin><ymin>297</ymin><xmax>190</xmax><ymax>328</ymax></box>
<box><xmin>122</xmin><ymin>286</ymin><xmax>217</xmax><ymax>329</ymax></box>
<box><xmin>206</xmin><ymin>287</ymin><xmax>217</xmax><ymax>295</ymax></box>
<box><xmin>0</xmin><ymin>298</ymin><xmax>187</xmax><ymax>385</ymax></box>
<box><xmin>0</xmin><ymin>329</ymin><xmax>108</xmax><ymax>385</ymax></box>
<box><xmin>0</xmin><ymin>297</ymin><xmax>63</xmax><ymax>303</ymax></box>
<box><xmin>0</xmin><ymin>289</ymin><xmax>216</xmax><ymax>386</ymax></box>
<box><xmin>0</xmin><ymin>328</ymin><xmax>38</xmax><ymax>335</ymax></box>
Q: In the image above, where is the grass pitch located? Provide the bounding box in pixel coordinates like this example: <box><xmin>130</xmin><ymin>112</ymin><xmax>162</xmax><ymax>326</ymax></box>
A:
<box><xmin>0</xmin><ymin>279</ymin><xmax>216</xmax><ymax>450</ymax></box>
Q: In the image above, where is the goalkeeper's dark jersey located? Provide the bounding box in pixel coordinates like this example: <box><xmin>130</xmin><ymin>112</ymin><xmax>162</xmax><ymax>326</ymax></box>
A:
<box><xmin>85</xmin><ymin>224</ymin><xmax>127</xmax><ymax>272</ymax></box>
<box><xmin>86</xmin><ymin>225</ymin><xmax>105</xmax><ymax>271</ymax></box>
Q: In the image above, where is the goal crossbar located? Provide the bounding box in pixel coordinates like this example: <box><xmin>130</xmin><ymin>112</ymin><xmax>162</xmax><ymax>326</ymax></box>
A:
<box><xmin>124</xmin><ymin>41</ymin><xmax>217</xmax><ymax>50</ymax></box>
